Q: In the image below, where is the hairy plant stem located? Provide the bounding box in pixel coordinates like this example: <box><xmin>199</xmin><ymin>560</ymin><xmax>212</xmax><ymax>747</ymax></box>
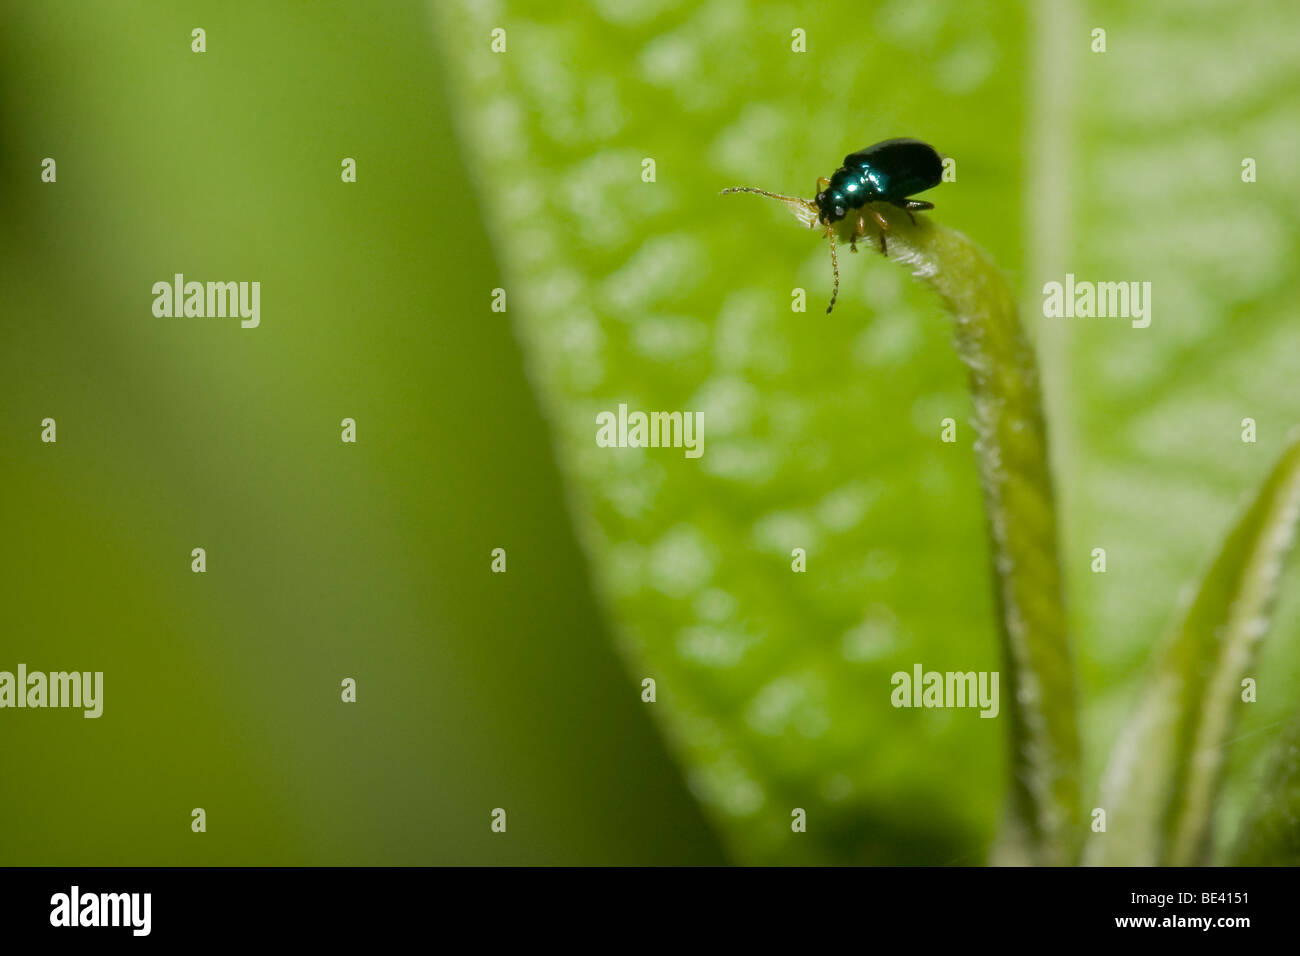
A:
<box><xmin>777</xmin><ymin>201</ymin><xmax>1082</xmax><ymax>864</ymax></box>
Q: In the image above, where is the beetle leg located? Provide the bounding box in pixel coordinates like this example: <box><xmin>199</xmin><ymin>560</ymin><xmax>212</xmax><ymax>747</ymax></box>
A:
<box><xmin>850</xmin><ymin>214</ymin><xmax>868</xmax><ymax>253</ymax></box>
<box><xmin>868</xmin><ymin>204</ymin><xmax>889</xmax><ymax>254</ymax></box>
<box><xmin>895</xmin><ymin>199</ymin><xmax>934</xmax><ymax>226</ymax></box>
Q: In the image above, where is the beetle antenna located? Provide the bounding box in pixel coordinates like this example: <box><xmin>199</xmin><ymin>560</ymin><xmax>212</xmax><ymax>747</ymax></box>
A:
<box><xmin>719</xmin><ymin>185</ymin><xmax>806</xmax><ymax>204</ymax></box>
<box><xmin>825</xmin><ymin>231</ymin><xmax>839</xmax><ymax>314</ymax></box>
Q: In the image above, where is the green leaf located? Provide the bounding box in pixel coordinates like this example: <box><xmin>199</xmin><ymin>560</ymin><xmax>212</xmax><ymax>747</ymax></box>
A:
<box><xmin>1231</xmin><ymin>713</ymin><xmax>1300</xmax><ymax>865</ymax></box>
<box><xmin>432</xmin><ymin>0</ymin><xmax>1300</xmax><ymax>866</ymax></box>
<box><xmin>1089</xmin><ymin>431</ymin><xmax>1300</xmax><ymax>865</ymax></box>
<box><xmin>432</xmin><ymin>0</ymin><xmax>1040</xmax><ymax>864</ymax></box>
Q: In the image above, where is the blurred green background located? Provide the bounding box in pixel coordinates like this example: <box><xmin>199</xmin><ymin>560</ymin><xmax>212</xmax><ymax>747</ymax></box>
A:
<box><xmin>2</xmin><ymin>0</ymin><xmax>1299</xmax><ymax>865</ymax></box>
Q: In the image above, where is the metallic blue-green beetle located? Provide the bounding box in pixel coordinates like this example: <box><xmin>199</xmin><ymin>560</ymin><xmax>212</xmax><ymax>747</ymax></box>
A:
<box><xmin>815</xmin><ymin>138</ymin><xmax>943</xmax><ymax>244</ymax></box>
<box><xmin>722</xmin><ymin>138</ymin><xmax>945</xmax><ymax>312</ymax></box>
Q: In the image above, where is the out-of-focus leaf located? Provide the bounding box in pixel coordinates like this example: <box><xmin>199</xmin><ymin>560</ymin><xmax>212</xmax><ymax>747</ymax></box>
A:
<box><xmin>1231</xmin><ymin>713</ymin><xmax>1300</xmax><ymax>865</ymax></box>
<box><xmin>1089</xmin><ymin>431</ymin><xmax>1300</xmax><ymax>865</ymax></box>
<box><xmin>1065</xmin><ymin>0</ymin><xmax>1300</xmax><ymax>847</ymax></box>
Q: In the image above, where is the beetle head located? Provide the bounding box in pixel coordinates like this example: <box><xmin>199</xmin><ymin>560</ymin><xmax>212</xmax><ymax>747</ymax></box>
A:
<box><xmin>815</xmin><ymin>188</ymin><xmax>847</xmax><ymax>224</ymax></box>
